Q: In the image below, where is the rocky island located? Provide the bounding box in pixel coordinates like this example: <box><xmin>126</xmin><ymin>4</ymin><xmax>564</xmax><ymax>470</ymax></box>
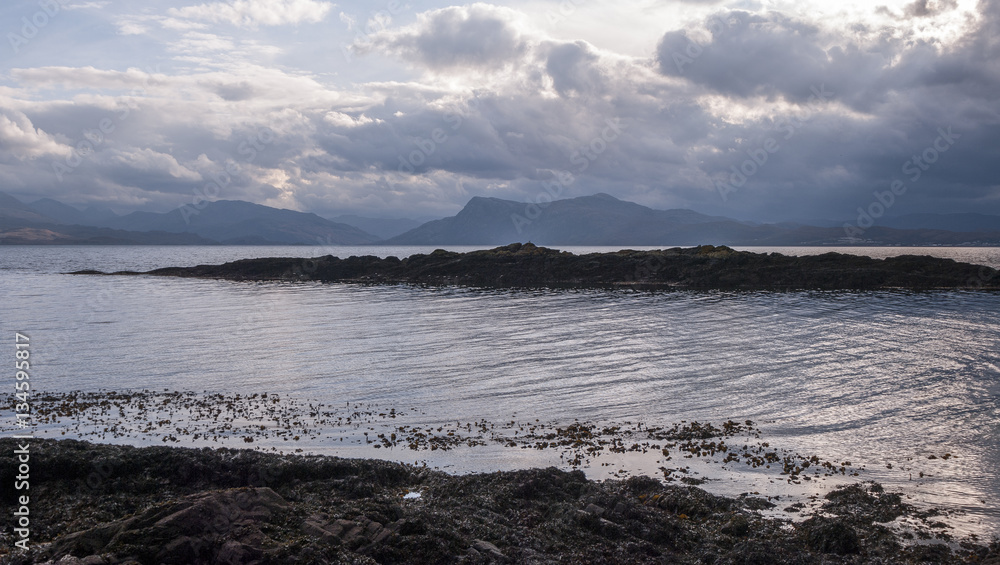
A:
<box><xmin>74</xmin><ymin>244</ymin><xmax>1000</xmax><ymax>290</ymax></box>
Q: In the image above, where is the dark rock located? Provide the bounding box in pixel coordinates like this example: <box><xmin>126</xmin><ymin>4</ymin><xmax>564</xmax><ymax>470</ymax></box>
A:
<box><xmin>721</xmin><ymin>515</ymin><xmax>751</xmax><ymax>537</ymax></box>
<box><xmin>822</xmin><ymin>481</ymin><xmax>909</xmax><ymax>523</ymax></box>
<box><xmin>650</xmin><ymin>485</ymin><xmax>735</xmax><ymax>518</ymax></box>
<box><xmin>76</xmin><ymin>245</ymin><xmax>1000</xmax><ymax>291</ymax></box>
<box><xmin>740</xmin><ymin>496</ymin><xmax>776</xmax><ymax>511</ymax></box>
<box><xmin>301</xmin><ymin>515</ymin><xmax>341</xmax><ymax>545</ymax></box>
<box><xmin>800</xmin><ymin>516</ymin><xmax>861</xmax><ymax>555</ymax></box>
<box><xmin>46</xmin><ymin>487</ymin><xmax>290</xmax><ymax>564</ymax></box>
<box><xmin>471</xmin><ymin>539</ymin><xmax>505</xmax><ymax>558</ymax></box>
<box><xmin>1</xmin><ymin>438</ymin><xmax>995</xmax><ymax>565</ymax></box>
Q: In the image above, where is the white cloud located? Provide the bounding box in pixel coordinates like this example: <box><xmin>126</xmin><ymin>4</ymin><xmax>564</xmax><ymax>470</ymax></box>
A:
<box><xmin>0</xmin><ymin>110</ymin><xmax>72</xmax><ymax>160</ymax></box>
<box><xmin>339</xmin><ymin>11</ymin><xmax>356</xmax><ymax>31</ymax></box>
<box><xmin>107</xmin><ymin>148</ymin><xmax>202</xmax><ymax>181</ymax></box>
<box><xmin>116</xmin><ymin>20</ymin><xmax>150</xmax><ymax>35</ymax></box>
<box><xmin>363</xmin><ymin>4</ymin><xmax>531</xmax><ymax>70</ymax></box>
<box><xmin>65</xmin><ymin>1</ymin><xmax>111</xmax><ymax>9</ymax></box>
<box><xmin>10</xmin><ymin>66</ymin><xmax>163</xmax><ymax>91</ymax></box>
<box><xmin>324</xmin><ymin>111</ymin><xmax>381</xmax><ymax>127</ymax></box>
<box><xmin>172</xmin><ymin>31</ymin><xmax>237</xmax><ymax>53</ymax></box>
<box><xmin>168</xmin><ymin>0</ymin><xmax>334</xmax><ymax>28</ymax></box>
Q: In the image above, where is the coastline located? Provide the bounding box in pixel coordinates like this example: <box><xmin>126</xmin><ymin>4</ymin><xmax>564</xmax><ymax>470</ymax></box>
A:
<box><xmin>1</xmin><ymin>438</ymin><xmax>996</xmax><ymax>564</ymax></box>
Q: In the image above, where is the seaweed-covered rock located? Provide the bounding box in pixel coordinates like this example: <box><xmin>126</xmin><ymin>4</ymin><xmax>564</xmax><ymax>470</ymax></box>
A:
<box><xmin>0</xmin><ymin>439</ymin><xmax>996</xmax><ymax>564</ymax></box>
<box><xmin>800</xmin><ymin>516</ymin><xmax>861</xmax><ymax>555</ymax></box>
<box><xmin>47</xmin><ymin>488</ymin><xmax>291</xmax><ymax>564</ymax></box>
<box><xmin>821</xmin><ymin>481</ymin><xmax>909</xmax><ymax>523</ymax></box>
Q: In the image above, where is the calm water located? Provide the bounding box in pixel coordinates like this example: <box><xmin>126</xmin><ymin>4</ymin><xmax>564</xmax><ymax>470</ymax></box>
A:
<box><xmin>1</xmin><ymin>245</ymin><xmax>998</xmax><ymax>536</ymax></box>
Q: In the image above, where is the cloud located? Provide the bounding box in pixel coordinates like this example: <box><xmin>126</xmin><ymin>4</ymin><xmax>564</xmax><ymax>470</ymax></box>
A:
<box><xmin>106</xmin><ymin>148</ymin><xmax>202</xmax><ymax>181</ymax></box>
<box><xmin>65</xmin><ymin>2</ymin><xmax>111</xmax><ymax>9</ymax></box>
<box><xmin>541</xmin><ymin>40</ymin><xmax>606</xmax><ymax>97</ymax></box>
<box><xmin>904</xmin><ymin>0</ymin><xmax>960</xmax><ymax>18</ymax></box>
<box><xmin>3</xmin><ymin>1</ymin><xmax>999</xmax><ymax>221</ymax></box>
<box><xmin>116</xmin><ymin>20</ymin><xmax>151</xmax><ymax>35</ymax></box>
<box><xmin>655</xmin><ymin>11</ymin><xmax>893</xmax><ymax>109</ymax></box>
<box><xmin>167</xmin><ymin>0</ymin><xmax>333</xmax><ymax>28</ymax></box>
<box><xmin>0</xmin><ymin>110</ymin><xmax>71</xmax><ymax>161</ymax></box>
<box><xmin>363</xmin><ymin>4</ymin><xmax>530</xmax><ymax>70</ymax></box>
<box><xmin>339</xmin><ymin>11</ymin><xmax>356</xmax><ymax>31</ymax></box>
<box><xmin>11</xmin><ymin>66</ymin><xmax>162</xmax><ymax>91</ymax></box>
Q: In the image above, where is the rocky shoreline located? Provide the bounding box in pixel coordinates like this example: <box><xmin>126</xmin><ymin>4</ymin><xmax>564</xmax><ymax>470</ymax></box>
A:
<box><xmin>0</xmin><ymin>439</ymin><xmax>996</xmax><ymax>564</ymax></box>
<box><xmin>71</xmin><ymin>244</ymin><xmax>1000</xmax><ymax>290</ymax></box>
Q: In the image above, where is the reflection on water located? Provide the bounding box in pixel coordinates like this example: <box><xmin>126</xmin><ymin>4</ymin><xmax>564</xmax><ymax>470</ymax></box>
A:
<box><xmin>0</xmin><ymin>246</ymin><xmax>998</xmax><ymax>536</ymax></box>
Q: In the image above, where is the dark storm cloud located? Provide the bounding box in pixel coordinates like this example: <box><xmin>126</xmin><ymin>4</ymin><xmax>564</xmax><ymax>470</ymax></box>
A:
<box><xmin>2</xmin><ymin>1</ymin><xmax>998</xmax><ymax>220</ymax></box>
<box><xmin>351</xmin><ymin>2</ymin><xmax>1000</xmax><ymax>218</ymax></box>
<box><xmin>878</xmin><ymin>0</ymin><xmax>961</xmax><ymax>19</ymax></box>
<box><xmin>211</xmin><ymin>81</ymin><xmax>258</xmax><ymax>101</ymax></box>
<box><xmin>655</xmin><ymin>11</ymin><xmax>890</xmax><ymax>110</ymax></box>
<box><xmin>905</xmin><ymin>0</ymin><xmax>960</xmax><ymax>17</ymax></box>
<box><xmin>643</xmin><ymin>1</ymin><xmax>1000</xmax><ymax>219</ymax></box>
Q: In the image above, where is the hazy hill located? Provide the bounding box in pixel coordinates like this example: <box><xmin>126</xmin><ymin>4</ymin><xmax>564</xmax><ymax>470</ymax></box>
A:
<box><xmin>0</xmin><ymin>192</ymin><xmax>212</xmax><ymax>245</ymax></box>
<box><xmin>102</xmin><ymin>200</ymin><xmax>379</xmax><ymax>245</ymax></box>
<box><xmin>0</xmin><ymin>225</ymin><xmax>211</xmax><ymax>245</ymax></box>
<box><xmin>0</xmin><ymin>193</ymin><xmax>374</xmax><ymax>245</ymax></box>
<box><xmin>28</xmin><ymin>198</ymin><xmax>119</xmax><ymax>226</ymax></box>
<box><xmin>3</xmin><ymin>194</ymin><xmax>378</xmax><ymax>245</ymax></box>
<box><xmin>5</xmin><ymin>191</ymin><xmax>1000</xmax><ymax>246</ymax></box>
<box><xmin>385</xmin><ymin>194</ymin><xmax>1000</xmax><ymax>246</ymax></box>
<box><xmin>330</xmin><ymin>215</ymin><xmax>423</xmax><ymax>240</ymax></box>
<box><xmin>0</xmin><ymin>191</ymin><xmax>53</xmax><ymax>223</ymax></box>
<box><xmin>880</xmin><ymin>213</ymin><xmax>1000</xmax><ymax>233</ymax></box>
<box><xmin>384</xmin><ymin>193</ymin><xmax>771</xmax><ymax>245</ymax></box>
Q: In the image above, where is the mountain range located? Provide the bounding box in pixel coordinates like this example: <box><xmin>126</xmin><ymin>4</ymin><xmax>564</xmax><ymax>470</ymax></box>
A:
<box><xmin>384</xmin><ymin>193</ymin><xmax>1000</xmax><ymax>246</ymax></box>
<box><xmin>3</xmin><ymin>191</ymin><xmax>1000</xmax><ymax>246</ymax></box>
<box><xmin>0</xmin><ymin>193</ymin><xmax>382</xmax><ymax>245</ymax></box>
<box><xmin>328</xmin><ymin>215</ymin><xmax>424</xmax><ymax>240</ymax></box>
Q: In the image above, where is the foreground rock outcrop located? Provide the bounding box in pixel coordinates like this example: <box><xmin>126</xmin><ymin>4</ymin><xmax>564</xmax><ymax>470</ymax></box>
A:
<box><xmin>73</xmin><ymin>244</ymin><xmax>1000</xmax><ymax>290</ymax></box>
<box><xmin>0</xmin><ymin>439</ymin><xmax>996</xmax><ymax>564</ymax></box>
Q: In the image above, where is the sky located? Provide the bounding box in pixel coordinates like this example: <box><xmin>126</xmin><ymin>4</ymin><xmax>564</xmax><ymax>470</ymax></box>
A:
<box><xmin>0</xmin><ymin>0</ymin><xmax>997</xmax><ymax>222</ymax></box>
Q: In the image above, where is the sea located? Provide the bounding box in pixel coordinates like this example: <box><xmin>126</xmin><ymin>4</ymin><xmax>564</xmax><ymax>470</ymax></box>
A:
<box><xmin>1</xmin><ymin>245</ymin><xmax>998</xmax><ymax>538</ymax></box>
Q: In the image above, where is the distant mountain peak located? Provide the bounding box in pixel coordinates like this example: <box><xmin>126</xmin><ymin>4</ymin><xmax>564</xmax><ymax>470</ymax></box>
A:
<box><xmin>1</xmin><ymin>192</ymin><xmax>54</xmax><ymax>223</ymax></box>
<box><xmin>385</xmin><ymin>192</ymin><xmax>1000</xmax><ymax>246</ymax></box>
